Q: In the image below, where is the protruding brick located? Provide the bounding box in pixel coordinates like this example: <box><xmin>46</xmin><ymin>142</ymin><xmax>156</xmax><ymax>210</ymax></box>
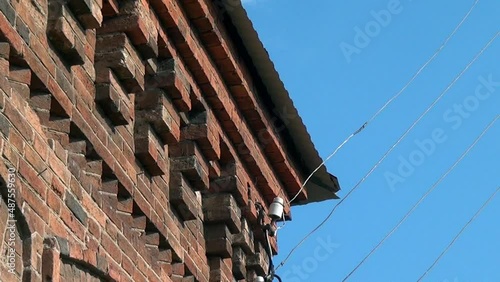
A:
<box><xmin>232</xmin><ymin>247</ymin><xmax>246</xmax><ymax>280</ymax></box>
<box><xmin>95</xmin><ymin>69</ymin><xmax>133</xmax><ymax>125</ymax></box>
<box><xmin>134</xmin><ymin>122</ymin><xmax>167</xmax><ymax>176</ymax></box>
<box><xmin>9</xmin><ymin>67</ymin><xmax>31</xmax><ymax>84</ymax></box>
<box><xmin>135</xmin><ymin>88</ymin><xmax>180</xmax><ymax>144</ymax></box>
<box><xmin>209</xmin><ymin>174</ymin><xmax>247</xmax><ymax>208</ymax></box>
<box><xmin>169</xmin><ymin>172</ymin><xmax>200</xmax><ymax>221</ymax></box>
<box><xmin>0</xmin><ymin>42</ymin><xmax>10</xmax><ymax>59</ymax></box>
<box><xmin>147</xmin><ymin>59</ymin><xmax>191</xmax><ymax>112</ymax></box>
<box><xmin>47</xmin><ymin>1</ymin><xmax>86</xmax><ymax>65</ymax></box>
<box><xmin>182</xmin><ymin>110</ymin><xmax>220</xmax><ymax>161</ymax></box>
<box><xmin>208</xmin><ymin>257</ymin><xmax>232</xmax><ymax>282</ymax></box>
<box><xmin>102</xmin><ymin>0</ymin><xmax>119</xmax><ymax>17</ymax></box>
<box><xmin>204</xmin><ymin>224</ymin><xmax>232</xmax><ymax>258</ymax></box>
<box><xmin>42</xmin><ymin>237</ymin><xmax>62</xmax><ymax>282</ymax></box>
<box><xmin>67</xmin><ymin>0</ymin><xmax>103</xmax><ymax>29</ymax></box>
<box><xmin>246</xmin><ymin>242</ymin><xmax>270</xmax><ymax>276</ymax></box>
<box><xmin>170</xmin><ymin>141</ymin><xmax>210</xmax><ymax>192</ymax></box>
<box><xmin>202</xmin><ymin>193</ymin><xmax>241</xmax><ymax>234</ymax></box>
<box><xmin>232</xmin><ymin>218</ymin><xmax>254</xmax><ymax>255</ymax></box>
<box><xmin>98</xmin><ymin>0</ymin><xmax>158</xmax><ymax>58</ymax></box>
<box><xmin>96</xmin><ymin>33</ymin><xmax>145</xmax><ymax>93</ymax></box>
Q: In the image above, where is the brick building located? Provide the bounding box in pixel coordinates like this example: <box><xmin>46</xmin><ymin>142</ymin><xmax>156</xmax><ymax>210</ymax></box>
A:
<box><xmin>0</xmin><ymin>0</ymin><xmax>340</xmax><ymax>281</ymax></box>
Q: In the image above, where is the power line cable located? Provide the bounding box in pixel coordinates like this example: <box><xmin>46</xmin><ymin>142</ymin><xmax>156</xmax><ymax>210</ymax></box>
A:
<box><xmin>288</xmin><ymin>0</ymin><xmax>482</xmax><ymax>204</ymax></box>
<box><xmin>416</xmin><ymin>186</ymin><xmax>500</xmax><ymax>282</ymax></box>
<box><xmin>276</xmin><ymin>32</ymin><xmax>498</xmax><ymax>271</ymax></box>
<box><xmin>343</xmin><ymin>116</ymin><xmax>499</xmax><ymax>281</ymax></box>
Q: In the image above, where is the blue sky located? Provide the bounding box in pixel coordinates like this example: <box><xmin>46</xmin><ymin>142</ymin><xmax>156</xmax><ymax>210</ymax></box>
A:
<box><xmin>242</xmin><ymin>0</ymin><xmax>499</xmax><ymax>281</ymax></box>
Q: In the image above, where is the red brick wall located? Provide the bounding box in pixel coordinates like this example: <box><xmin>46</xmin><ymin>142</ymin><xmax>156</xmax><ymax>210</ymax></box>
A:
<box><xmin>0</xmin><ymin>0</ymin><xmax>298</xmax><ymax>281</ymax></box>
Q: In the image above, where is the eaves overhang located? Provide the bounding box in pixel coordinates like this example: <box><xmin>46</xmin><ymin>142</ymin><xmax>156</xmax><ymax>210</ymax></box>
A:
<box><xmin>221</xmin><ymin>1</ymin><xmax>341</xmax><ymax>205</ymax></box>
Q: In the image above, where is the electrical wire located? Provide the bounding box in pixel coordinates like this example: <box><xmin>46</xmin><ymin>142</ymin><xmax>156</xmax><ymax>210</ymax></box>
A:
<box><xmin>256</xmin><ymin>202</ymin><xmax>282</xmax><ymax>282</ymax></box>
<box><xmin>416</xmin><ymin>186</ymin><xmax>500</xmax><ymax>281</ymax></box>
<box><xmin>343</xmin><ymin>116</ymin><xmax>499</xmax><ymax>281</ymax></box>
<box><xmin>276</xmin><ymin>206</ymin><xmax>286</xmax><ymax>231</ymax></box>
<box><xmin>276</xmin><ymin>33</ymin><xmax>499</xmax><ymax>271</ymax></box>
<box><xmin>287</xmin><ymin>0</ymin><xmax>482</xmax><ymax>205</ymax></box>
<box><xmin>264</xmin><ymin>229</ymin><xmax>274</xmax><ymax>274</ymax></box>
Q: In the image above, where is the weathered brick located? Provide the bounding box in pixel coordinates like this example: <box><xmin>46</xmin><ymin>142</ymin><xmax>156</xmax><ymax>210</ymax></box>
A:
<box><xmin>246</xmin><ymin>242</ymin><xmax>269</xmax><ymax>276</ymax></box>
<box><xmin>121</xmin><ymin>253</ymin><xmax>135</xmax><ymax>276</ymax></box>
<box><xmin>95</xmin><ymin>33</ymin><xmax>145</xmax><ymax>93</ymax></box>
<box><xmin>231</xmin><ymin>247</ymin><xmax>246</xmax><ymax>280</ymax></box>
<box><xmin>16</xmin><ymin>18</ymin><xmax>30</xmax><ymax>44</ymax></box>
<box><xmin>205</xmin><ymin>224</ymin><xmax>232</xmax><ymax>258</ymax></box>
<box><xmin>117</xmin><ymin>233</ymin><xmax>136</xmax><ymax>263</ymax></box>
<box><xmin>147</xmin><ymin>59</ymin><xmax>191</xmax><ymax>112</ymax></box>
<box><xmin>170</xmin><ymin>141</ymin><xmax>210</xmax><ymax>191</ymax></box>
<box><xmin>47</xmin><ymin>1</ymin><xmax>85</xmax><ymax>65</ymax></box>
<box><xmin>67</xmin><ymin>0</ymin><xmax>103</xmax><ymax>29</ymax></box>
<box><xmin>65</xmin><ymin>191</ymin><xmax>88</xmax><ymax>225</ymax></box>
<box><xmin>95</xmin><ymin>69</ymin><xmax>133</xmax><ymax>126</ymax></box>
<box><xmin>47</xmin><ymin>189</ymin><xmax>62</xmax><ymax>214</ymax></box>
<box><xmin>98</xmin><ymin>3</ymin><xmax>157</xmax><ymax>59</ymax></box>
<box><xmin>0</xmin><ymin>113</ymin><xmax>10</xmax><ymax>137</ymax></box>
<box><xmin>0</xmin><ymin>0</ymin><xmax>16</xmax><ymax>25</ymax></box>
<box><xmin>19</xmin><ymin>155</ymin><xmax>47</xmax><ymax>198</ymax></box>
<box><xmin>169</xmin><ymin>172</ymin><xmax>199</xmax><ymax>221</ymax></box>
<box><xmin>135</xmin><ymin>88</ymin><xmax>181</xmax><ymax>144</ymax></box>
<box><xmin>134</xmin><ymin>122</ymin><xmax>167</xmax><ymax>176</ymax></box>
<box><xmin>9</xmin><ymin>67</ymin><xmax>31</xmax><ymax>84</ymax></box>
<box><xmin>4</xmin><ymin>100</ymin><xmax>34</xmax><ymax>143</ymax></box>
<box><xmin>101</xmin><ymin>233</ymin><xmax>122</xmax><ymax>264</ymax></box>
<box><xmin>202</xmin><ymin>193</ymin><xmax>241</xmax><ymax>234</ymax></box>
<box><xmin>0</xmin><ymin>0</ymin><xmax>329</xmax><ymax>280</ymax></box>
<box><xmin>10</xmin><ymin>81</ymin><xmax>31</xmax><ymax>100</ymax></box>
<box><xmin>21</xmin><ymin>177</ymin><xmax>50</xmax><ymax>219</ymax></box>
<box><xmin>0</xmin><ymin>42</ymin><xmax>10</xmax><ymax>59</ymax></box>
<box><xmin>102</xmin><ymin>0</ymin><xmax>119</xmax><ymax>17</ymax></box>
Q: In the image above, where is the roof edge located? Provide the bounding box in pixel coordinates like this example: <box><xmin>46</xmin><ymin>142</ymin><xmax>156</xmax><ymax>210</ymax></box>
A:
<box><xmin>222</xmin><ymin>2</ymin><xmax>341</xmax><ymax>205</ymax></box>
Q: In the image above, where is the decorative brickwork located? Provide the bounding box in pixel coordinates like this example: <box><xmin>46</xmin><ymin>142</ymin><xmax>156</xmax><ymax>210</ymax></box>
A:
<box><xmin>0</xmin><ymin>0</ymin><xmax>338</xmax><ymax>281</ymax></box>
